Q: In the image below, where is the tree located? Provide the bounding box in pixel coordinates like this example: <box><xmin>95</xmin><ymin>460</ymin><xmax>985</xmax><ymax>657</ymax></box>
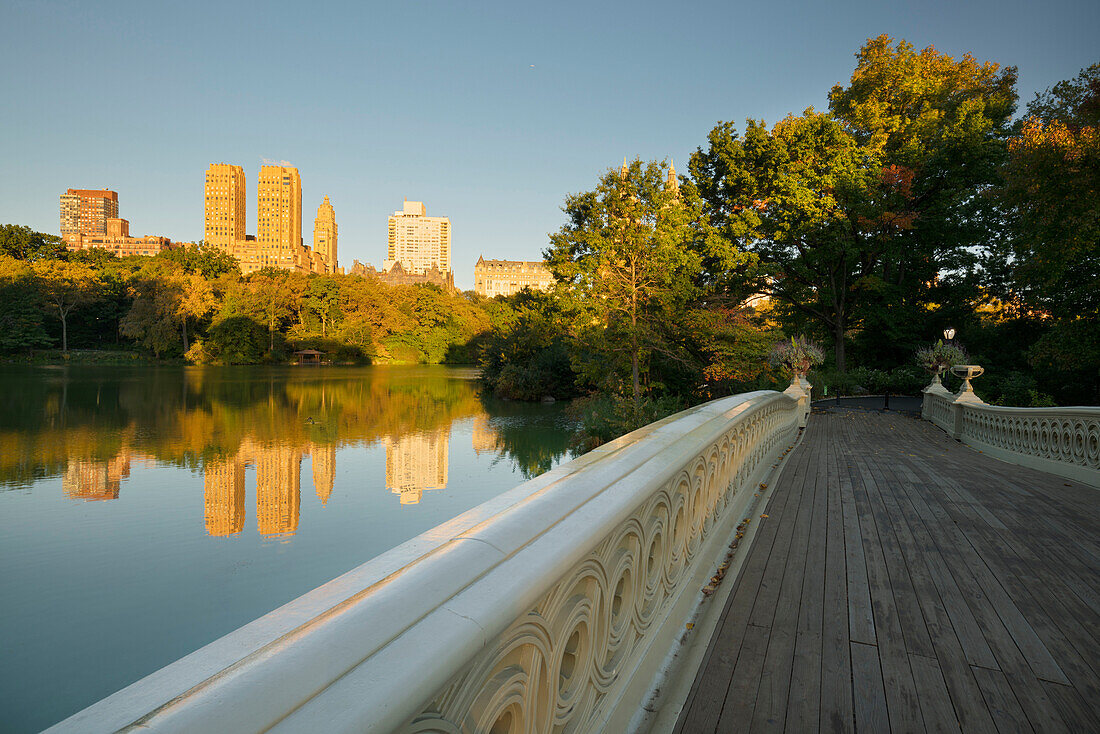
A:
<box><xmin>0</xmin><ymin>224</ymin><xmax>67</xmax><ymax>262</ymax></box>
<box><xmin>178</xmin><ymin>272</ymin><xmax>216</xmax><ymax>352</ymax></box>
<box><xmin>0</xmin><ymin>256</ymin><xmax>50</xmax><ymax>352</ymax></box>
<box><xmin>303</xmin><ymin>277</ymin><xmax>342</xmax><ymax>337</ymax></box>
<box><xmin>204</xmin><ymin>316</ymin><xmax>269</xmax><ymax>364</ymax></box>
<box><xmin>121</xmin><ymin>266</ymin><xmax>215</xmax><ymax>357</ymax></box>
<box><xmin>995</xmin><ymin>62</ymin><xmax>1100</xmax><ymax>402</ymax></box>
<box><xmin>691</xmin><ymin>111</ymin><xmax>880</xmax><ymax>371</ymax></box>
<box><xmin>692</xmin><ymin>36</ymin><xmax>1018</xmax><ymax>371</ymax></box>
<box><xmin>30</xmin><ymin>260</ymin><xmax>102</xmax><ymax>352</ymax></box>
<box><xmin>999</xmin><ymin>63</ymin><xmax>1099</xmax><ymax>320</ymax></box>
<box><xmin>545</xmin><ymin>159</ymin><xmax>734</xmax><ymax>408</ymax></box>
<box><xmin>478</xmin><ymin>289</ymin><xmax>579</xmax><ymax>400</ymax></box>
<box><xmin>159</xmin><ymin>242</ymin><xmax>240</xmax><ymax>279</ymax></box>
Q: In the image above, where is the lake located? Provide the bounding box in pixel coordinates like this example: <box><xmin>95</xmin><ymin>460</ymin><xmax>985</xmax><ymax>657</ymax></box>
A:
<box><xmin>0</xmin><ymin>365</ymin><xmax>576</xmax><ymax>733</ymax></box>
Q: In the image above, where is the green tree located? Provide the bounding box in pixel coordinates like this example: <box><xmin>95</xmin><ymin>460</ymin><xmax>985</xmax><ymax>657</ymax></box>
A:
<box><xmin>159</xmin><ymin>242</ymin><xmax>240</xmax><ymax>279</ymax></box>
<box><xmin>0</xmin><ymin>225</ymin><xmax>67</xmax><ymax>262</ymax></box>
<box><xmin>692</xmin><ymin>36</ymin><xmax>1017</xmax><ymax>371</ymax></box>
<box><xmin>478</xmin><ymin>289</ymin><xmax>579</xmax><ymax>400</ymax></box>
<box><xmin>545</xmin><ymin>159</ymin><xmax>731</xmax><ymax>408</ymax></box>
<box><xmin>30</xmin><ymin>260</ymin><xmax>102</xmax><ymax>352</ymax></box>
<box><xmin>0</xmin><ymin>256</ymin><xmax>50</xmax><ymax>352</ymax></box>
<box><xmin>121</xmin><ymin>267</ymin><xmax>216</xmax><ymax>357</ymax></box>
<box><xmin>999</xmin><ymin>63</ymin><xmax>1099</xmax><ymax>319</ymax></box>
<box><xmin>204</xmin><ymin>316</ymin><xmax>269</xmax><ymax>364</ymax></box>
<box><xmin>303</xmin><ymin>277</ymin><xmax>342</xmax><ymax>337</ymax></box>
<box><xmin>691</xmin><ymin>111</ymin><xmax>879</xmax><ymax>371</ymax></box>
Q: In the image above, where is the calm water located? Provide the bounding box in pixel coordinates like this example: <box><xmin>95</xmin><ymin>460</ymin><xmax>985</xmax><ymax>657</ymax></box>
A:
<box><xmin>0</xmin><ymin>365</ymin><xmax>575</xmax><ymax>733</ymax></box>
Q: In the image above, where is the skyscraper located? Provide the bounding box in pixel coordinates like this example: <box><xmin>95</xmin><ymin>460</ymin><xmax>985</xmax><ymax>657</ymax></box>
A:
<box><xmin>204</xmin><ymin>164</ymin><xmax>247</xmax><ymax>248</ymax></box>
<box><xmin>386</xmin><ymin>200</ymin><xmax>451</xmax><ymax>275</ymax></box>
<box><xmin>60</xmin><ymin>189</ymin><xmax>119</xmax><ymax>243</ymax></box>
<box><xmin>257</xmin><ymin>165</ymin><xmax>302</xmax><ymax>270</ymax></box>
<box><xmin>313</xmin><ymin>195</ymin><xmax>338</xmax><ymax>274</ymax></box>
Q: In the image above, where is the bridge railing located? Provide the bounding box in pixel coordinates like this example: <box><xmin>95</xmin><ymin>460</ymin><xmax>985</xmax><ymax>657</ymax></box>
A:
<box><xmin>922</xmin><ymin>385</ymin><xmax>1100</xmax><ymax>488</ymax></box>
<box><xmin>49</xmin><ymin>390</ymin><xmax>802</xmax><ymax>734</ymax></box>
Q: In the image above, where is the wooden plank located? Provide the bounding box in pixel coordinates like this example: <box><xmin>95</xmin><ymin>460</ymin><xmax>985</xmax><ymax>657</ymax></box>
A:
<box><xmin>749</xmin><ymin>437</ymin><xmax>822</xmax><ymax>732</ymax></box>
<box><xmin>902</xmin><ymin>463</ymin><xmax>1072</xmax><ymax>732</ymax></box>
<box><xmin>949</xmin><ymin>501</ymin><xmax>1100</xmax><ymax>711</ymax></box>
<box><xmin>904</xmin><ymin>458</ymin><xmax>1071</xmax><ymax>686</ymax></box>
<box><xmin>839</xmin><ymin>447</ymin><xmax>876</xmax><ymax>646</ymax></box>
<box><xmin>714</xmin><ymin>623</ymin><xmax>770</xmax><ymax>732</ymax></box>
<box><xmin>971</xmin><ymin>666</ymin><xmax>1034</xmax><ymax>734</ymax></box>
<box><xmin>909</xmin><ymin>653</ymin><xmax>961</xmax><ymax>733</ymax></box>
<box><xmin>890</xmin><ymin>467</ymin><xmax>1000</xmax><ymax>671</ymax></box>
<box><xmin>1042</xmin><ymin>681</ymin><xmax>1100</xmax><ymax>733</ymax></box>
<box><xmin>746</xmin><ymin>432</ymin><xmax>816</xmax><ymax>630</ymax></box>
<box><xmin>785</xmin><ymin>432</ymin><xmax>830</xmax><ymax>733</ymax></box>
<box><xmin>819</xmin><ymin>437</ymin><xmax>854</xmax><ymax>734</ymax></box>
<box><xmin>677</xmin><ymin>409</ymin><xmax>1100</xmax><ymax>734</ymax></box>
<box><xmin>856</xmin><ymin>453</ymin><xmax>936</xmax><ymax>658</ymax></box>
<box><xmin>851</xmin><ymin>641</ymin><xmax>889</xmax><ymax>733</ymax></box>
<box><xmin>875</xmin><ymin>467</ymin><xmax>998</xmax><ymax>733</ymax></box>
<box><xmin>847</xmin><ymin>453</ymin><xmax>926</xmax><ymax>732</ymax></box>
<box><xmin>674</xmin><ymin>419</ymin><xmax>816</xmax><ymax>733</ymax></box>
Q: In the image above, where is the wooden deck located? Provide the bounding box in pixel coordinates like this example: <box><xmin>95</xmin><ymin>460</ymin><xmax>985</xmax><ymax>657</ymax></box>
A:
<box><xmin>674</xmin><ymin>409</ymin><xmax>1100</xmax><ymax>733</ymax></box>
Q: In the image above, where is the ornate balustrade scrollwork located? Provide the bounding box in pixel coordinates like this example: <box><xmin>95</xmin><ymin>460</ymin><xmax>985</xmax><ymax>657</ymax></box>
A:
<box><xmin>47</xmin><ymin>391</ymin><xmax>801</xmax><ymax>734</ymax></box>
<box><xmin>922</xmin><ymin>387</ymin><xmax>1099</xmax><ymax>488</ymax></box>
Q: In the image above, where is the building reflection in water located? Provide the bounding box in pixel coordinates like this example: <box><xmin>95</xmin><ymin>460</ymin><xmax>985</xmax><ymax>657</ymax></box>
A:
<box><xmin>63</xmin><ymin>455</ymin><xmax>131</xmax><ymax>501</ymax></box>
<box><xmin>254</xmin><ymin>444</ymin><xmax>302</xmax><ymax>536</ymax></box>
<box><xmin>384</xmin><ymin>430</ymin><xmax>449</xmax><ymax>505</ymax></box>
<box><xmin>55</xmin><ymin>417</ymin><xmax>525</xmax><ymax>534</ymax></box>
<box><xmin>204</xmin><ymin>459</ymin><xmax>246</xmax><ymax>536</ymax></box>
<box><xmin>19</xmin><ymin>367</ymin><xmax>574</xmax><ymax>545</ymax></box>
<box><xmin>471</xmin><ymin>415</ymin><xmax>500</xmax><ymax>456</ymax></box>
<box><xmin>313</xmin><ymin>443</ymin><xmax>336</xmax><ymax>506</ymax></box>
<box><xmin>203</xmin><ymin>441</ymin><xmax>324</xmax><ymax>538</ymax></box>
<box><xmin>59</xmin><ymin>419</ymin><xmax>496</xmax><ymax>528</ymax></box>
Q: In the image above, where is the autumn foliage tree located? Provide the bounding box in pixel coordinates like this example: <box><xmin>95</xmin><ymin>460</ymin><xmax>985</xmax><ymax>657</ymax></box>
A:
<box><xmin>995</xmin><ymin>63</ymin><xmax>1100</xmax><ymax>400</ymax></box>
<box><xmin>30</xmin><ymin>260</ymin><xmax>102</xmax><ymax>352</ymax></box>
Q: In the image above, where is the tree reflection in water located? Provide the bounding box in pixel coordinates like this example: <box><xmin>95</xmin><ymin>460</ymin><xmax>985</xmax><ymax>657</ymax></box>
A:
<box><xmin>0</xmin><ymin>365</ymin><xmax>577</xmax><ymax>535</ymax></box>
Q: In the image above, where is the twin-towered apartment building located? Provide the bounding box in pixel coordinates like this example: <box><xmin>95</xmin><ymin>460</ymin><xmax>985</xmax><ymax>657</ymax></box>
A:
<box><xmin>204</xmin><ymin>163</ymin><xmax>339</xmax><ymax>275</ymax></box>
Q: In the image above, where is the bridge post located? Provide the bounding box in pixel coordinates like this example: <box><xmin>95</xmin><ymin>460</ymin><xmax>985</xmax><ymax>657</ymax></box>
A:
<box><xmin>785</xmin><ymin>377</ymin><xmax>811</xmax><ymax>427</ymax></box>
<box><xmin>949</xmin><ymin>366</ymin><xmax>986</xmax><ymax>439</ymax></box>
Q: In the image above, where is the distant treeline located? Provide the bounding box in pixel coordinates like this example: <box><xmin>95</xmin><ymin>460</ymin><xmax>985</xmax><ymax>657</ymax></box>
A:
<box><xmin>0</xmin><ymin>232</ymin><xmax>493</xmax><ymax>365</ymax></box>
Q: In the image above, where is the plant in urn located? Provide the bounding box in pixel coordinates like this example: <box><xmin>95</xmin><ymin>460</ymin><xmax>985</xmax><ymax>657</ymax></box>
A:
<box><xmin>916</xmin><ymin>340</ymin><xmax>968</xmax><ymax>391</ymax></box>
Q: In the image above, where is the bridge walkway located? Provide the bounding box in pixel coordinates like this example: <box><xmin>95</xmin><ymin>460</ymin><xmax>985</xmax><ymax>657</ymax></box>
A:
<box><xmin>674</xmin><ymin>410</ymin><xmax>1100</xmax><ymax>733</ymax></box>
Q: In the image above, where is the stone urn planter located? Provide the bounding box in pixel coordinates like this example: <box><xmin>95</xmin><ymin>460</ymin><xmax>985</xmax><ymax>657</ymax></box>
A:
<box><xmin>950</xmin><ymin>364</ymin><xmax>985</xmax><ymax>403</ymax></box>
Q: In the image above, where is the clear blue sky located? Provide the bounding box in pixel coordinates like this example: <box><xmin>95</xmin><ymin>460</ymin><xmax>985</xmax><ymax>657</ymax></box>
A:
<box><xmin>2</xmin><ymin>0</ymin><xmax>1096</xmax><ymax>289</ymax></box>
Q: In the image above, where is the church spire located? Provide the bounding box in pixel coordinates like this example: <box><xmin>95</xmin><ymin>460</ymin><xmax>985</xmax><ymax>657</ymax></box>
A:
<box><xmin>666</xmin><ymin>157</ymin><xmax>680</xmax><ymax>196</ymax></box>
<box><xmin>620</xmin><ymin>156</ymin><xmax>629</xmax><ymax>181</ymax></box>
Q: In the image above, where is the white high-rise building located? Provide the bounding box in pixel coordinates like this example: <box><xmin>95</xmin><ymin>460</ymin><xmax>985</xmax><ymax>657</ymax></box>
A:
<box><xmin>386</xmin><ymin>200</ymin><xmax>451</xmax><ymax>275</ymax></box>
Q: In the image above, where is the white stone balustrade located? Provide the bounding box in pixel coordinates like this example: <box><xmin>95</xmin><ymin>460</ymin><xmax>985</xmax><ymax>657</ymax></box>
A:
<box><xmin>922</xmin><ymin>384</ymin><xmax>1100</xmax><ymax>488</ymax></box>
<box><xmin>48</xmin><ymin>390</ymin><xmax>801</xmax><ymax>734</ymax></box>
